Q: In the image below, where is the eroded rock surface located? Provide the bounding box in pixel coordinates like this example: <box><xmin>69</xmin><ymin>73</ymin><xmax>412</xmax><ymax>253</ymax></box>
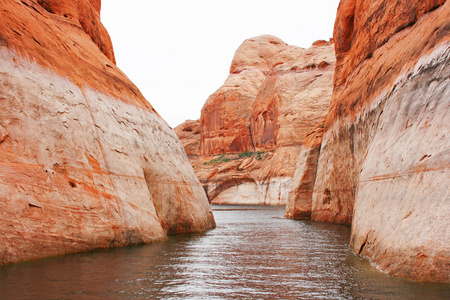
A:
<box><xmin>199</xmin><ymin>35</ymin><xmax>302</xmax><ymax>155</ymax></box>
<box><xmin>177</xmin><ymin>36</ymin><xmax>335</xmax><ymax>205</ymax></box>
<box><xmin>251</xmin><ymin>43</ymin><xmax>334</xmax><ymax>150</ymax></box>
<box><xmin>174</xmin><ymin>120</ymin><xmax>201</xmax><ymax>157</ymax></box>
<box><xmin>285</xmin><ymin>119</ymin><xmax>325</xmax><ymax>219</ymax></box>
<box><xmin>0</xmin><ymin>0</ymin><xmax>215</xmax><ymax>266</ymax></box>
<box><xmin>286</xmin><ymin>0</ymin><xmax>449</xmax><ymax>282</ymax></box>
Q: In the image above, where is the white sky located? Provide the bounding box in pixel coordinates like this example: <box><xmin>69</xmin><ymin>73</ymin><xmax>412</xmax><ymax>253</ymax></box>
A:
<box><xmin>101</xmin><ymin>0</ymin><xmax>341</xmax><ymax>128</ymax></box>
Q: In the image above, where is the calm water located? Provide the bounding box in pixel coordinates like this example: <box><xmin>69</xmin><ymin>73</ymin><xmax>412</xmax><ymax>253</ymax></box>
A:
<box><xmin>0</xmin><ymin>205</ymin><xmax>449</xmax><ymax>299</ymax></box>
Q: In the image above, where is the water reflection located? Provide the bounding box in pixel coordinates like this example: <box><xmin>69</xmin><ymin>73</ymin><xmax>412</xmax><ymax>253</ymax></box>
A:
<box><xmin>0</xmin><ymin>205</ymin><xmax>448</xmax><ymax>299</ymax></box>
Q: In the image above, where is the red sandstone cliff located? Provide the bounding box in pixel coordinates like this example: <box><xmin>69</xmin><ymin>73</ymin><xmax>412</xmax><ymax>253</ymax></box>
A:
<box><xmin>200</xmin><ymin>35</ymin><xmax>303</xmax><ymax>155</ymax></box>
<box><xmin>285</xmin><ymin>119</ymin><xmax>325</xmax><ymax>219</ymax></box>
<box><xmin>286</xmin><ymin>0</ymin><xmax>449</xmax><ymax>282</ymax></box>
<box><xmin>177</xmin><ymin>36</ymin><xmax>335</xmax><ymax>205</ymax></box>
<box><xmin>0</xmin><ymin>0</ymin><xmax>215</xmax><ymax>266</ymax></box>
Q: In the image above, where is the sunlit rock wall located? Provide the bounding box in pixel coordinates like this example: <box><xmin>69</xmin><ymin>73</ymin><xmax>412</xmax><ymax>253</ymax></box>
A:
<box><xmin>0</xmin><ymin>0</ymin><xmax>215</xmax><ymax>266</ymax></box>
<box><xmin>286</xmin><ymin>0</ymin><xmax>449</xmax><ymax>282</ymax></box>
<box><xmin>177</xmin><ymin>36</ymin><xmax>335</xmax><ymax>205</ymax></box>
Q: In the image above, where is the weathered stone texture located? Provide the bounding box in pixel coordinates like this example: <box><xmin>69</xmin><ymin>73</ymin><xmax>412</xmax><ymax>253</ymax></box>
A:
<box><xmin>286</xmin><ymin>0</ymin><xmax>449</xmax><ymax>282</ymax></box>
<box><xmin>0</xmin><ymin>0</ymin><xmax>215</xmax><ymax>266</ymax></box>
<box><xmin>178</xmin><ymin>36</ymin><xmax>335</xmax><ymax>205</ymax></box>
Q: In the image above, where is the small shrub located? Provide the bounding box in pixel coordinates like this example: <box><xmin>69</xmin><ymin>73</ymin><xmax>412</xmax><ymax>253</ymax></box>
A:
<box><xmin>238</xmin><ymin>151</ymin><xmax>254</xmax><ymax>159</ymax></box>
<box><xmin>255</xmin><ymin>151</ymin><xmax>267</xmax><ymax>160</ymax></box>
<box><xmin>203</xmin><ymin>150</ymin><xmax>270</xmax><ymax>165</ymax></box>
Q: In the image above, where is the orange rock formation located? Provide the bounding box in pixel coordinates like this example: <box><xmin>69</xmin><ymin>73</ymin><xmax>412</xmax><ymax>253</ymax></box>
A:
<box><xmin>0</xmin><ymin>0</ymin><xmax>215</xmax><ymax>266</ymax></box>
<box><xmin>174</xmin><ymin>120</ymin><xmax>202</xmax><ymax>157</ymax></box>
<box><xmin>177</xmin><ymin>36</ymin><xmax>335</xmax><ymax>205</ymax></box>
<box><xmin>285</xmin><ymin>119</ymin><xmax>325</xmax><ymax>219</ymax></box>
<box><xmin>200</xmin><ymin>35</ymin><xmax>302</xmax><ymax>155</ymax></box>
<box><xmin>286</xmin><ymin>0</ymin><xmax>449</xmax><ymax>282</ymax></box>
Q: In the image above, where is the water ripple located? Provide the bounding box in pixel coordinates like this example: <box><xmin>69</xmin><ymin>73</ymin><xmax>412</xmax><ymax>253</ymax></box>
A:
<box><xmin>0</xmin><ymin>205</ymin><xmax>449</xmax><ymax>299</ymax></box>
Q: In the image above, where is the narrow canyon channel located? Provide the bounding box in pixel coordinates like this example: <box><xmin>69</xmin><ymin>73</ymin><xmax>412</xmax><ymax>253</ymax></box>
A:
<box><xmin>0</xmin><ymin>205</ymin><xmax>449</xmax><ymax>299</ymax></box>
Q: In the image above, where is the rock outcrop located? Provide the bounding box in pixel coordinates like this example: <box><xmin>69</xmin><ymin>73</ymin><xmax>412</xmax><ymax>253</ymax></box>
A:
<box><xmin>200</xmin><ymin>35</ymin><xmax>303</xmax><ymax>155</ymax></box>
<box><xmin>285</xmin><ymin>119</ymin><xmax>325</xmax><ymax>219</ymax></box>
<box><xmin>0</xmin><ymin>0</ymin><xmax>215</xmax><ymax>266</ymax></box>
<box><xmin>177</xmin><ymin>36</ymin><xmax>335</xmax><ymax>205</ymax></box>
<box><xmin>174</xmin><ymin>120</ymin><xmax>201</xmax><ymax>157</ymax></box>
<box><xmin>286</xmin><ymin>0</ymin><xmax>449</xmax><ymax>282</ymax></box>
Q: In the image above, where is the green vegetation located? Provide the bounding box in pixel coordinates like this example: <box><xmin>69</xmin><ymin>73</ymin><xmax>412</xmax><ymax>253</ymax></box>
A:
<box><xmin>203</xmin><ymin>151</ymin><xmax>270</xmax><ymax>165</ymax></box>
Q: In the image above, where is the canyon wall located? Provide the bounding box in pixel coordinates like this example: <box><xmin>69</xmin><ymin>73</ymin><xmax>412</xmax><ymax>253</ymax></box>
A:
<box><xmin>176</xmin><ymin>36</ymin><xmax>335</xmax><ymax>205</ymax></box>
<box><xmin>286</xmin><ymin>0</ymin><xmax>449</xmax><ymax>282</ymax></box>
<box><xmin>200</xmin><ymin>35</ymin><xmax>303</xmax><ymax>156</ymax></box>
<box><xmin>0</xmin><ymin>0</ymin><xmax>215</xmax><ymax>266</ymax></box>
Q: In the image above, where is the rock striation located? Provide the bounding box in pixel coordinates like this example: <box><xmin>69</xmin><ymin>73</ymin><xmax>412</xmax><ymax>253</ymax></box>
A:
<box><xmin>177</xmin><ymin>36</ymin><xmax>335</xmax><ymax>205</ymax></box>
<box><xmin>174</xmin><ymin>120</ymin><xmax>202</xmax><ymax>157</ymax></box>
<box><xmin>200</xmin><ymin>35</ymin><xmax>301</xmax><ymax>156</ymax></box>
<box><xmin>0</xmin><ymin>0</ymin><xmax>215</xmax><ymax>266</ymax></box>
<box><xmin>285</xmin><ymin>119</ymin><xmax>325</xmax><ymax>219</ymax></box>
<box><xmin>286</xmin><ymin>0</ymin><xmax>449</xmax><ymax>282</ymax></box>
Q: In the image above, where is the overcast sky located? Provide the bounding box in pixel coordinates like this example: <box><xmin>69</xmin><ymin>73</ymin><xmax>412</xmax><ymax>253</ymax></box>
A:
<box><xmin>101</xmin><ymin>0</ymin><xmax>341</xmax><ymax>128</ymax></box>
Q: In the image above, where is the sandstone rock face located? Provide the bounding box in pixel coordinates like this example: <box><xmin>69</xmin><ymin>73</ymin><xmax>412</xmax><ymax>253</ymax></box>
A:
<box><xmin>177</xmin><ymin>36</ymin><xmax>335</xmax><ymax>205</ymax></box>
<box><xmin>251</xmin><ymin>44</ymin><xmax>335</xmax><ymax>150</ymax></box>
<box><xmin>349</xmin><ymin>45</ymin><xmax>450</xmax><ymax>282</ymax></box>
<box><xmin>173</xmin><ymin>120</ymin><xmax>201</xmax><ymax>157</ymax></box>
<box><xmin>200</xmin><ymin>35</ymin><xmax>305</xmax><ymax>156</ymax></box>
<box><xmin>194</xmin><ymin>147</ymin><xmax>300</xmax><ymax>206</ymax></box>
<box><xmin>286</xmin><ymin>0</ymin><xmax>449</xmax><ymax>282</ymax></box>
<box><xmin>0</xmin><ymin>0</ymin><xmax>215</xmax><ymax>266</ymax></box>
<box><xmin>199</xmin><ymin>67</ymin><xmax>265</xmax><ymax>155</ymax></box>
<box><xmin>229</xmin><ymin>35</ymin><xmax>305</xmax><ymax>75</ymax></box>
<box><xmin>285</xmin><ymin>119</ymin><xmax>325</xmax><ymax>219</ymax></box>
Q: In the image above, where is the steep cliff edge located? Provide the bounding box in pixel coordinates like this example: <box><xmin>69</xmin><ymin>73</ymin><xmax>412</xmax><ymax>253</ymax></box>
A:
<box><xmin>0</xmin><ymin>0</ymin><xmax>215</xmax><ymax>266</ymax></box>
<box><xmin>286</xmin><ymin>0</ymin><xmax>449</xmax><ymax>282</ymax></box>
<box><xmin>176</xmin><ymin>36</ymin><xmax>335</xmax><ymax>205</ymax></box>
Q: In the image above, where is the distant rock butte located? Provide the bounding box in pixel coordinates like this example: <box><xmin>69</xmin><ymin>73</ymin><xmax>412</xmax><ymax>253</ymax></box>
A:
<box><xmin>174</xmin><ymin>120</ymin><xmax>202</xmax><ymax>157</ymax></box>
<box><xmin>0</xmin><ymin>0</ymin><xmax>215</xmax><ymax>266</ymax></box>
<box><xmin>176</xmin><ymin>35</ymin><xmax>335</xmax><ymax>205</ymax></box>
<box><xmin>286</xmin><ymin>0</ymin><xmax>449</xmax><ymax>282</ymax></box>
